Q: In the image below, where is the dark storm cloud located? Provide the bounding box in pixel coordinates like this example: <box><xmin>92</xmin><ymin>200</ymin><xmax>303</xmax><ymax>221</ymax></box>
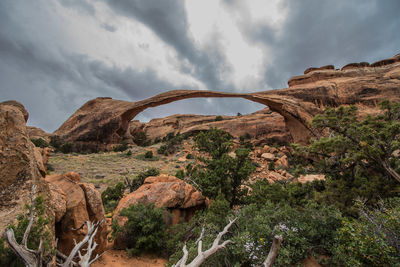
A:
<box><xmin>102</xmin><ymin>0</ymin><xmax>233</xmax><ymax>90</ymax></box>
<box><xmin>237</xmin><ymin>0</ymin><xmax>400</xmax><ymax>88</ymax></box>
<box><xmin>0</xmin><ymin>0</ymin><xmax>196</xmax><ymax>131</ymax></box>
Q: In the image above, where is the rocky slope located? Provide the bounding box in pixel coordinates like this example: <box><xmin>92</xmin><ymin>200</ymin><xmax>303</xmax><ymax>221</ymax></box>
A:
<box><xmin>53</xmin><ymin>54</ymin><xmax>400</xmax><ymax>149</ymax></box>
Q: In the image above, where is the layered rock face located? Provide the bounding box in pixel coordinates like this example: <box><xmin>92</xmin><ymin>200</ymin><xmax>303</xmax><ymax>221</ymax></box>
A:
<box><xmin>129</xmin><ymin>107</ymin><xmax>290</xmax><ymax>144</ymax></box>
<box><xmin>46</xmin><ymin>172</ymin><xmax>107</xmax><ymax>256</ymax></box>
<box><xmin>0</xmin><ymin>100</ymin><xmax>49</xmax><ymax>231</ymax></box>
<box><xmin>113</xmin><ymin>175</ymin><xmax>207</xmax><ymax>227</ymax></box>
<box><xmin>53</xmin><ymin>54</ymin><xmax>400</xmax><ymax>148</ymax></box>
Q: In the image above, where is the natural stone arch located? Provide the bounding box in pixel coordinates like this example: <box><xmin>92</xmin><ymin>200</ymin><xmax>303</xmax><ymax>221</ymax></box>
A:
<box><xmin>54</xmin><ymin>56</ymin><xmax>400</xmax><ymax>149</ymax></box>
<box><xmin>54</xmin><ymin>90</ymin><xmax>318</xmax><ymax>148</ymax></box>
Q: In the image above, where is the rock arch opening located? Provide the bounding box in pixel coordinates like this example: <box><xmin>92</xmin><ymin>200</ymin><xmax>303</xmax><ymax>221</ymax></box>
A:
<box><xmin>134</xmin><ymin>98</ymin><xmax>266</xmax><ymax>123</ymax></box>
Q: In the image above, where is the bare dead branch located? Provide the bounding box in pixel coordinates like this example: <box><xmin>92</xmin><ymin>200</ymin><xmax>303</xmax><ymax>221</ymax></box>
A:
<box><xmin>263</xmin><ymin>235</ymin><xmax>283</xmax><ymax>267</ymax></box>
<box><xmin>61</xmin><ymin>220</ymin><xmax>104</xmax><ymax>267</ymax></box>
<box><xmin>173</xmin><ymin>218</ymin><xmax>236</xmax><ymax>267</ymax></box>
<box><xmin>22</xmin><ymin>184</ymin><xmax>37</xmax><ymax>247</ymax></box>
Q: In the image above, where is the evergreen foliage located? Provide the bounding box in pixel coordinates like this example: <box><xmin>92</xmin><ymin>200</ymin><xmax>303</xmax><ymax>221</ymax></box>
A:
<box><xmin>0</xmin><ymin>195</ymin><xmax>51</xmax><ymax>267</ymax></box>
<box><xmin>191</xmin><ymin>128</ymin><xmax>255</xmax><ymax>206</ymax></box>
<box><xmin>111</xmin><ymin>203</ymin><xmax>167</xmax><ymax>256</ymax></box>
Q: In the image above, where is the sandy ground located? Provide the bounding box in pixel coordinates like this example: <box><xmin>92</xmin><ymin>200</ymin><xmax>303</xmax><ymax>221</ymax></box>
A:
<box><xmin>92</xmin><ymin>250</ymin><xmax>167</xmax><ymax>267</ymax></box>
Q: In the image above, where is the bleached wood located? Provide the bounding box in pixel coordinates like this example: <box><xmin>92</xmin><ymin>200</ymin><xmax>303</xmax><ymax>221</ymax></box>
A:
<box><xmin>263</xmin><ymin>235</ymin><xmax>283</xmax><ymax>267</ymax></box>
<box><xmin>172</xmin><ymin>218</ymin><xmax>236</xmax><ymax>267</ymax></box>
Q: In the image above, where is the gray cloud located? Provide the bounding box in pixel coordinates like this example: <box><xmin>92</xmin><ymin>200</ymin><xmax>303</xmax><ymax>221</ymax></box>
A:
<box><xmin>102</xmin><ymin>0</ymin><xmax>234</xmax><ymax>90</ymax></box>
<box><xmin>1</xmin><ymin>0</ymin><xmax>399</xmax><ymax>133</ymax></box>
<box><xmin>239</xmin><ymin>0</ymin><xmax>400</xmax><ymax>88</ymax></box>
<box><xmin>0</xmin><ymin>0</ymin><xmax>197</xmax><ymax>131</ymax></box>
<box><xmin>100</xmin><ymin>23</ymin><xmax>117</xmax><ymax>32</ymax></box>
<box><xmin>58</xmin><ymin>0</ymin><xmax>96</xmax><ymax>15</ymax></box>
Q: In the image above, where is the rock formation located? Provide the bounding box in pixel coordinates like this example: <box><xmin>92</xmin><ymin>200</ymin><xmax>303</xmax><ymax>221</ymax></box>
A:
<box><xmin>113</xmin><ymin>175</ymin><xmax>207</xmax><ymax>227</ymax></box>
<box><xmin>53</xmin><ymin>54</ymin><xmax>400</xmax><ymax>149</ymax></box>
<box><xmin>46</xmin><ymin>172</ymin><xmax>107</xmax><ymax>256</ymax></box>
<box><xmin>0</xmin><ymin>100</ymin><xmax>50</xmax><ymax>230</ymax></box>
<box><xmin>27</xmin><ymin>126</ymin><xmax>52</xmax><ymax>142</ymax></box>
<box><xmin>129</xmin><ymin>107</ymin><xmax>290</xmax><ymax>144</ymax></box>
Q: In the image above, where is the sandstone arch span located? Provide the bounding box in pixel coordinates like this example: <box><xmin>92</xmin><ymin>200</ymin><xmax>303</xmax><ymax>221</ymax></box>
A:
<box><xmin>54</xmin><ymin>90</ymin><xmax>318</xmax><ymax>147</ymax></box>
<box><xmin>54</xmin><ymin>55</ymin><xmax>400</xmax><ymax>149</ymax></box>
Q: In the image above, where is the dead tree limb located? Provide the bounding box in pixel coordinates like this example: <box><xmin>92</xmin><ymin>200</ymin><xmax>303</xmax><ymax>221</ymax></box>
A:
<box><xmin>172</xmin><ymin>218</ymin><xmax>237</xmax><ymax>267</ymax></box>
<box><xmin>263</xmin><ymin>235</ymin><xmax>283</xmax><ymax>267</ymax></box>
<box><xmin>60</xmin><ymin>220</ymin><xmax>104</xmax><ymax>267</ymax></box>
<box><xmin>3</xmin><ymin>184</ymin><xmax>46</xmax><ymax>267</ymax></box>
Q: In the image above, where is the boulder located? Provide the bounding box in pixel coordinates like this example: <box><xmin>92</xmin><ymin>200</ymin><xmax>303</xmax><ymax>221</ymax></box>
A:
<box><xmin>261</xmin><ymin>153</ymin><xmax>275</xmax><ymax>161</ymax></box>
<box><xmin>48</xmin><ymin>182</ymin><xmax>67</xmax><ymax>223</ymax></box>
<box><xmin>0</xmin><ymin>101</ymin><xmax>44</xmax><ymax>230</ymax></box>
<box><xmin>46</xmin><ymin>172</ymin><xmax>107</xmax><ymax>256</ymax></box>
<box><xmin>297</xmin><ymin>174</ymin><xmax>325</xmax><ymax>183</ymax></box>
<box><xmin>275</xmin><ymin>155</ymin><xmax>289</xmax><ymax>169</ymax></box>
<box><xmin>266</xmin><ymin>171</ymin><xmax>286</xmax><ymax>182</ymax></box>
<box><xmin>114</xmin><ymin>175</ymin><xmax>207</xmax><ymax>226</ymax></box>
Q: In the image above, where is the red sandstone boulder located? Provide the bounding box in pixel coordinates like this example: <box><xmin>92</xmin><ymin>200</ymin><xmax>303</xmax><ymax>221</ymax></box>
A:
<box><xmin>114</xmin><ymin>175</ymin><xmax>207</xmax><ymax>226</ymax></box>
<box><xmin>46</xmin><ymin>172</ymin><xmax>107</xmax><ymax>256</ymax></box>
<box><xmin>47</xmin><ymin>182</ymin><xmax>67</xmax><ymax>223</ymax></box>
<box><xmin>297</xmin><ymin>174</ymin><xmax>325</xmax><ymax>183</ymax></box>
<box><xmin>275</xmin><ymin>155</ymin><xmax>289</xmax><ymax>169</ymax></box>
<box><xmin>0</xmin><ymin>101</ymin><xmax>44</xmax><ymax>230</ymax></box>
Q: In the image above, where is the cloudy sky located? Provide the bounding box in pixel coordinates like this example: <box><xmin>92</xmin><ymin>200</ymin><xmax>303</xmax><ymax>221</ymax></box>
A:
<box><xmin>1</xmin><ymin>0</ymin><xmax>399</xmax><ymax>132</ymax></box>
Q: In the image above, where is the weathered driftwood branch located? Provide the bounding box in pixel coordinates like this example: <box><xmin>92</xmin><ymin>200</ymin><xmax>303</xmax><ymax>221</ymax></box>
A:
<box><xmin>173</xmin><ymin>218</ymin><xmax>237</xmax><ymax>267</ymax></box>
<box><xmin>3</xmin><ymin>184</ymin><xmax>46</xmax><ymax>267</ymax></box>
<box><xmin>263</xmin><ymin>235</ymin><xmax>283</xmax><ymax>267</ymax></box>
<box><xmin>60</xmin><ymin>220</ymin><xmax>104</xmax><ymax>267</ymax></box>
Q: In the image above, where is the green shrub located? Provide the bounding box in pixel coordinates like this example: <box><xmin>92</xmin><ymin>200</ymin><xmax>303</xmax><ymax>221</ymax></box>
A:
<box><xmin>157</xmin><ymin>144</ymin><xmax>167</xmax><ymax>155</ymax></box>
<box><xmin>113</xmin><ymin>141</ymin><xmax>129</xmax><ymax>152</ymax></box>
<box><xmin>49</xmin><ymin>135</ymin><xmax>63</xmax><ymax>150</ymax></box>
<box><xmin>0</xmin><ymin>195</ymin><xmax>52</xmax><ymax>267</ymax></box>
<box><xmin>331</xmin><ymin>198</ymin><xmax>400</xmax><ymax>266</ymax></box>
<box><xmin>175</xmin><ymin>170</ymin><xmax>185</xmax><ymax>179</ymax></box>
<box><xmin>101</xmin><ymin>182</ymin><xmax>125</xmax><ymax>213</ymax></box>
<box><xmin>215</xmin><ymin>115</ymin><xmax>223</xmax><ymax>121</ymax></box>
<box><xmin>194</xmin><ymin>128</ymin><xmax>232</xmax><ymax>159</ymax></box>
<box><xmin>125</xmin><ymin>150</ymin><xmax>132</xmax><ymax>156</ymax></box>
<box><xmin>132</xmin><ymin>131</ymin><xmax>151</xmax><ymax>146</ymax></box>
<box><xmin>144</xmin><ymin>150</ymin><xmax>153</xmax><ymax>159</ymax></box>
<box><xmin>292</xmin><ymin>101</ymin><xmax>400</xmax><ymax>216</ymax></box>
<box><xmin>192</xmin><ymin>129</ymin><xmax>254</xmax><ymax>206</ymax></box>
<box><xmin>111</xmin><ymin>203</ymin><xmax>167</xmax><ymax>256</ymax></box>
<box><xmin>60</xmin><ymin>142</ymin><xmax>73</xmax><ymax>153</ymax></box>
<box><xmin>134</xmin><ymin>153</ymin><xmax>159</xmax><ymax>161</ymax></box>
<box><xmin>158</xmin><ymin>133</ymin><xmax>186</xmax><ymax>156</ymax></box>
<box><xmin>30</xmin><ymin>138</ymin><xmax>49</xmax><ymax>148</ymax></box>
<box><xmin>244</xmin><ymin>179</ymin><xmax>325</xmax><ymax>207</ymax></box>
<box><xmin>185</xmin><ymin>153</ymin><xmax>194</xmax><ymax>159</ymax></box>
<box><xmin>125</xmin><ymin>168</ymin><xmax>160</xmax><ymax>193</ymax></box>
